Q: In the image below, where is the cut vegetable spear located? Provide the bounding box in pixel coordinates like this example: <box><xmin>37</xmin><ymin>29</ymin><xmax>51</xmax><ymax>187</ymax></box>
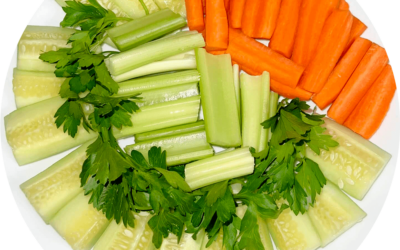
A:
<box><xmin>160</xmin><ymin>229</ymin><xmax>205</xmax><ymax>250</ymax></box>
<box><xmin>196</xmin><ymin>48</ymin><xmax>242</xmax><ymax>147</ymax></box>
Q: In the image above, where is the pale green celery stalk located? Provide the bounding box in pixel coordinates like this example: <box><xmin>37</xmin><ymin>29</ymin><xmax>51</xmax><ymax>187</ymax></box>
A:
<box><xmin>268</xmin><ymin>92</ymin><xmax>279</xmax><ymax>141</ymax></box>
<box><xmin>185</xmin><ymin>147</ymin><xmax>254</xmax><ymax>190</ymax></box>
<box><xmin>114</xmin><ymin>70</ymin><xmax>200</xmax><ymax>96</ymax></box>
<box><xmin>233</xmin><ymin>64</ymin><xmax>241</xmax><ymax>124</ymax></box>
<box><xmin>105</xmin><ymin>31</ymin><xmax>205</xmax><ymax>76</ymax></box>
<box><xmin>135</xmin><ymin>120</ymin><xmax>205</xmax><ymax>142</ymax></box>
<box><xmin>104</xmin><ymin>36</ymin><xmax>118</xmax><ymax>49</ymax></box>
<box><xmin>196</xmin><ymin>48</ymin><xmax>242</xmax><ymax>147</ymax></box>
<box><xmin>126</xmin><ymin>130</ymin><xmax>214</xmax><ymax>166</ymax></box>
<box><xmin>108</xmin><ymin>9</ymin><xmax>186</xmax><ymax>51</ymax></box>
<box><xmin>240</xmin><ymin>72</ymin><xmax>270</xmax><ymax>152</ymax></box>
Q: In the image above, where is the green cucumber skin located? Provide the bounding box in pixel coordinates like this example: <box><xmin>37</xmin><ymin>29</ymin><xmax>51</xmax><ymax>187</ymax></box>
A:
<box><xmin>135</xmin><ymin>120</ymin><xmax>205</xmax><ymax>142</ymax></box>
<box><xmin>196</xmin><ymin>48</ymin><xmax>242</xmax><ymax>147</ymax></box>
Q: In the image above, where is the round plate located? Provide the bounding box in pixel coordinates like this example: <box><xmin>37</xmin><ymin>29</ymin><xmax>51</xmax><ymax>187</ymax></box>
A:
<box><xmin>1</xmin><ymin>0</ymin><xmax>399</xmax><ymax>249</ymax></box>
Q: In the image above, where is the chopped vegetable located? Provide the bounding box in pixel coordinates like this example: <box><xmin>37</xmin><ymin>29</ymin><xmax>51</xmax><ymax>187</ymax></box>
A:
<box><xmin>345</xmin><ymin>65</ymin><xmax>397</xmax><ymax>139</ymax></box>
<box><xmin>268</xmin><ymin>92</ymin><xmax>279</xmax><ymax>141</ymax></box>
<box><xmin>328</xmin><ymin>43</ymin><xmax>389</xmax><ymax>124</ymax></box>
<box><xmin>185</xmin><ymin>0</ymin><xmax>205</xmax><ymax>31</ymax></box>
<box><xmin>271</xmin><ymin>80</ymin><xmax>313</xmax><ymax>101</ymax></box>
<box><xmin>313</xmin><ymin>37</ymin><xmax>372</xmax><ymax>110</ymax></box>
<box><xmin>154</xmin><ymin>0</ymin><xmax>187</xmax><ymax>17</ymax></box>
<box><xmin>205</xmin><ymin>0</ymin><xmax>229</xmax><ymax>51</ymax></box>
<box><xmin>229</xmin><ymin>0</ymin><xmax>246</xmax><ymax>28</ymax></box>
<box><xmin>299</xmin><ymin>10</ymin><xmax>353</xmax><ymax>93</ymax></box>
<box><xmin>342</xmin><ymin>16</ymin><xmax>368</xmax><ymax>56</ymax></box>
<box><xmin>338</xmin><ymin>0</ymin><xmax>349</xmax><ymax>10</ymax></box>
<box><xmin>160</xmin><ymin>229</ymin><xmax>205</xmax><ymax>249</ymax></box>
<box><xmin>232</xmin><ymin>64</ymin><xmax>241</xmax><ymax>121</ymax></box>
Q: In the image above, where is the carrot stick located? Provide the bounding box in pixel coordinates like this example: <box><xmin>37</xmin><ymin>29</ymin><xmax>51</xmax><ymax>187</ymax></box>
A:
<box><xmin>313</xmin><ymin>38</ymin><xmax>372</xmax><ymax>110</ymax></box>
<box><xmin>292</xmin><ymin>0</ymin><xmax>340</xmax><ymax>67</ymax></box>
<box><xmin>299</xmin><ymin>10</ymin><xmax>353</xmax><ymax>93</ymax></box>
<box><xmin>224</xmin><ymin>0</ymin><xmax>230</xmax><ymax>10</ymax></box>
<box><xmin>338</xmin><ymin>0</ymin><xmax>349</xmax><ymax>10</ymax></box>
<box><xmin>208</xmin><ymin>50</ymin><xmax>226</xmax><ymax>55</ymax></box>
<box><xmin>229</xmin><ymin>0</ymin><xmax>247</xmax><ymax>28</ymax></box>
<box><xmin>202</xmin><ymin>0</ymin><xmax>206</xmax><ymax>14</ymax></box>
<box><xmin>344</xmin><ymin>65</ymin><xmax>397</xmax><ymax>139</ymax></box>
<box><xmin>185</xmin><ymin>0</ymin><xmax>205</xmax><ymax>32</ymax></box>
<box><xmin>328</xmin><ymin>43</ymin><xmax>389</xmax><ymax>124</ymax></box>
<box><xmin>205</xmin><ymin>0</ymin><xmax>229</xmax><ymax>51</ymax></box>
<box><xmin>241</xmin><ymin>0</ymin><xmax>282</xmax><ymax>39</ymax></box>
<box><xmin>227</xmin><ymin>30</ymin><xmax>305</xmax><ymax>88</ymax></box>
<box><xmin>269</xmin><ymin>0</ymin><xmax>302</xmax><ymax>58</ymax></box>
<box><xmin>342</xmin><ymin>16</ymin><xmax>368</xmax><ymax>56</ymax></box>
<box><xmin>271</xmin><ymin>80</ymin><xmax>313</xmax><ymax>101</ymax></box>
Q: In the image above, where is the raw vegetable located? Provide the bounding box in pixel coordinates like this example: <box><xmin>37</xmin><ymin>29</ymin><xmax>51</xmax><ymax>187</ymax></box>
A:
<box><xmin>271</xmin><ymin>80</ymin><xmax>313</xmax><ymax>101</ymax></box>
<box><xmin>135</xmin><ymin>120</ymin><xmax>205</xmax><ymax>142</ymax></box>
<box><xmin>160</xmin><ymin>229</ymin><xmax>205</xmax><ymax>250</ymax></box>
<box><xmin>299</xmin><ymin>10</ymin><xmax>353</xmax><ymax>93</ymax></box>
<box><xmin>308</xmin><ymin>181</ymin><xmax>367</xmax><ymax>247</ymax></box>
<box><xmin>154</xmin><ymin>0</ymin><xmax>187</xmax><ymax>17</ymax></box>
<box><xmin>20</xmin><ymin>141</ymin><xmax>92</xmax><ymax>223</ymax></box>
<box><xmin>195</xmin><ymin>48</ymin><xmax>242</xmax><ymax>147</ymax></box>
<box><xmin>229</xmin><ymin>0</ymin><xmax>246</xmax><ymax>28</ymax></box>
<box><xmin>338</xmin><ymin>0</ymin><xmax>349</xmax><ymax>10</ymax></box>
<box><xmin>17</xmin><ymin>25</ymin><xmax>74</xmax><ymax>72</ymax></box>
<box><xmin>205</xmin><ymin>0</ymin><xmax>229</xmax><ymax>51</ymax></box>
<box><xmin>185</xmin><ymin>0</ymin><xmax>205</xmax><ymax>31</ymax></box>
<box><xmin>200</xmin><ymin>230</ymin><xmax>223</xmax><ymax>250</ymax></box>
<box><xmin>240</xmin><ymin>72</ymin><xmax>271</xmax><ymax>152</ymax></box>
<box><xmin>313</xmin><ymin>38</ymin><xmax>372</xmax><ymax>110</ymax></box>
<box><xmin>291</xmin><ymin>0</ymin><xmax>340</xmax><ymax>67</ymax></box>
<box><xmin>343</xmin><ymin>16</ymin><xmax>368</xmax><ymax>55</ymax></box>
<box><xmin>105</xmin><ymin>31</ymin><xmax>205</xmax><ymax>76</ymax></box>
<box><xmin>269</xmin><ymin>0</ymin><xmax>302</xmax><ymax>58</ymax></box>
<box><xmin>267</xmin><ymin>92</ymin><xmax>279</xmax><ymax>141</ymax></box>
<box><xmin>345</xmin><ymin>65</ymin><xmax>397</xmax><ymax>139</ymax></box>
<box><xmin>306</xmin><ymin>118</ymin><xmax>392</xmax><ymax>200</ymax></box>
<box><xmin>107</xmin><ymin>9</ymin><xmax>186</xmax><ymax>51</ymax></box>
<box><xmin>185</xmin><ymin>147</ymin><xmax>254</xmax><ymax>190</ymax></box>
<box><xmin>328</xmin><ymin>43</ymin><xmax>389</xmax><ymax>124</ymax></box>
<box><xmin>50</xmin><ymin>192</ymin><xmax>110</xmax><ymax>250</ymax></box>
<box><xmin>232</xmin><ymin>64</ymin><xmax>241</xmax><ymax>121</ymax></box>
<box><xmin>241</xmin><ymin>0</ymin><xmax>281</xmax><ymax>39</ymax></box>
<box><xmin>12</xmin><ymin>68</ymin><xmax>65</xmax><ymax>108</ymax></box>
<box><xmin>112</xmin><ymin>52</ymin><xmax>197</xmax><ymax>82</ymax></box>
<box><xmin>125</xmin><ymin>130</ymin><xmax>214</xmax><ymax>166</ymax></box>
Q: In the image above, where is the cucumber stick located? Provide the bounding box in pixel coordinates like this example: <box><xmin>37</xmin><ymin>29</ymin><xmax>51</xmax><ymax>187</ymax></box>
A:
<box><xmin>106</xmin><ymin>31</ymin><xmax>205</xmax><ymax>76</ymax></box>
<box><xmin>185</xmin><ymin>148</ymin><xmax>254</xmax><ymax>190</ymax></box>
<box><xmin>135</xmin><ymin>120</ymin><xmax>205</xmax><ymax>142</ymax></box>
<box><xmin>18</xmin><ymin>26</ymin><xmax>74</xmax><ymax>72</ymax></box>
<box><xmin>308</xmin><ymin>181</ymin><xmax>366</xmax><ymax>247</ymax></box>
<box><xmin>267</xmin><ymin>204</ymin><xmax>321</xmax><ymax>250</ymax></box>
<box><xmin>108</xmin><ymin>9</ymin><xmax>186</xmax><ymax>51</ymax></box>
<box><xmin>196</xmin><ymin>48</ymin><xmax>242</xmax><ymax>147</ymax></box>
<box><xmin>20</xmin><ymin>140</ymin><xmax>92</xmax><ymax>223</ymax></box>
<box><xmin>13</xmin><ymin>68</ymin><xmax>65</xmax><ymax>108</ymax></box>
<box><xmin>5</xmin><ymin>96</ymin><xmax>200</xmax><ymax>165</ymax></box>
<box><xmin>50</xmin><ymin>192</ymin><xmax>110</xmax><ymax>250</ymax></box>
<box><xmin>161</xmin><ymin>229</ymin><xmax>205</xmax><ymax>250</ymax></box>
<box><xmin>125</xmin><ymin>130</ymin><xmax>214</xmax><ymax>166</ymax></box>
<box><xmin>240</xmin><ymin>72</ymin><xmax>270</xmax><ymax>152</ymax></box>
<box><xmin>306</xmin><ymin>118</ymin><xmax>391</xmax><ymax>200</ymax></box>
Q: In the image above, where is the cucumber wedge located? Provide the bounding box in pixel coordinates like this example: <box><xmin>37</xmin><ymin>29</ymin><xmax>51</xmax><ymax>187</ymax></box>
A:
<box><xmin>153</xmin><ymin>0</ymin><xmax>186</xmax><ymax>17</ymax></box>
<box><xmin>50</xmin><ymin>192</ymin><xmax>110</xmax><ymax>250</ymax></box>
<box><xmin>17</xmin><ymin>26</ymin><xmax>74</xmax><ymax>72</ymax></box>
<box><xmin>13</xmin><ymin>68</ymin><xmax>65</xmax><ymax>108</ymax></box>
<box><xmin>125</xmin><ymin>130</ymin><xmax>214</xmax><ymax>166</ymax></box>
<box><xmin>306</xmin><ymin>118</ymin><xmax>392</xmax><ymax>200</ymax></box>
<box><xmin>160</xmin><ymin>229</ymin><xmax>205</xmax><ymax>250</ymax></box>
<box><xmin>93</xmin><ymin>213</ymin><xmax>151</xmax><ymax>250</ymax></box>
<box><xmin>135</xmin><ymin>121</ymin><xmax>205</xmax><ymax>142</ymax></box>
<box><xmin>267</xmin><ymin>205</ymin><xmax>321</xmax><ymax>250</ymax></box>
<box><xmin>20</xmin><ymin>141</ymin><xmax>91</xmax><ymax>223</ymax></box>
<box><xmin>308</xmin><ymin>181</ymin><xmax>367</xmax><ymax>247</ymax></box>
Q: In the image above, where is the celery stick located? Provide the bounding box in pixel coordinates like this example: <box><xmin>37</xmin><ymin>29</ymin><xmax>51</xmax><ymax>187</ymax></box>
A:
<box><xmin>126</xmin><ymin>130</ymin><xmax>214</xmax><ymax>166</ymax></box>
<box><xmin>240</xmin><ymin>72</ymin><xmax>270</xmax><ymax>152</ymax></box>
<box><xmin>104</xmin><ymin>36</ymin><xmax>117</xmax><ymax>49</ymax></box>
<box><xmin>233</xmin><ymin>64</ymin><xmax>241</xmax><ymax>123</ymax></box>
<box><xmin>106</xmin><ymin>31</ymin><xmax>205</xmax><ymax>76</ymax></box>
<box><xmin>185</xmin><ymin>148</ymin><xmax>254</xmax><ymax>190</ymax></box>
<box><xmin>135</xmin><ymin>120</ymin><xmax>205</xmax><ymax>142</ymax></box>
<box><xmin>195</xmin><ymin>48</ymin><xmax>242</xmax><ymax>147</ymax></box>
<box><xmin>268</xmin><ymin>92</ymin><xmax>279</xmax><ymax>141</ymax></box>
<box><xmin>115</xmin><ymin>70</ymin><xmax>200</xmax><ymax>96</ymax></box>
<box><xmin>108</xmin><ymin>9</ymin><xmax>186</xmax><ymax>51</ymax></box>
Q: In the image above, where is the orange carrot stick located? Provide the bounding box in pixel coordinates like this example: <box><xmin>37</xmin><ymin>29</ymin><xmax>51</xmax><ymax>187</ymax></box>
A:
<box><xmin>292</xmin><ymin>0</ymin><xmax>340</xmax><ymax>67</ymax></box>
<box><xmin>229</xmin><ymin>0</ymin><xmax>247</xmax><ymax>28</ymax></box>
<box><xmin>224</xmin><ymin>0</ymin><xmax>230</xmax><ymax>10</ymax></box>
<box><xmin>269</xmin><ymin>0</ymin><xmax>302</xmax><ymax>58</ymax></box>
<box><xmin>313</xmin><ymin>38</ymin><xmax>372</xmax><ymax>110</ymax></box>
<box><xmin>328</xmin><ymin>43</ymin><xmax>389</xmax><ymax>124</ymax></box>
<box><xmin>185</xmin><ymin>0</ymin><xmax>205</xmax><ymax>32</ymax></box>
<box><xmin>205</xmin><ymin>0</ymin><xmax>229</xmax><ymax>51</ymax></box>
<box><xmin>202</xmin><ymin>0</ymin><xmax>206</xmax><ymax>14</ymax></box>
<box><xmin>208</xmin><ymin>50</ymin><xmax>226</xmax><ymax>55</ymax></box>
<box><xmin>342</xmin><ymin>16</ymin><xmax>368</xmax><ymax>56</ymax></box>
<box><xmin>271</xmin><ymin>80</ymin><xmax>313</xmax><ymax>101</ymax></box>
<box><xmin>242</xmin><ymin>0</ymin><xmax>282</xmax><ymax>39</ymax></box>
<box><xmin>344</xmin><ymin>65</ymin><xmax>397</xmax><ymax>139</ymax></box>
<box><xmin>227</xmin><ymin>30</ymin><xmax>305</xmax><ymax>88</ymax></box>
<box><xmin>338</xmin><ymin>0</ymin><xmax>349</xmax><ymax>10</ymax></box>
<box><xmin>299</xmin><ymin>10</ymin><xmax>353</xmax><ymax>93</ymax></box>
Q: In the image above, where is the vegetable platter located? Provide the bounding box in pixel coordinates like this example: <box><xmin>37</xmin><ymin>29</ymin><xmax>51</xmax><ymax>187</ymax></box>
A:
<box><xmin>0</xmin><ymin>0</ymin><xmax>400</xmax><ymax>250</ymax></box>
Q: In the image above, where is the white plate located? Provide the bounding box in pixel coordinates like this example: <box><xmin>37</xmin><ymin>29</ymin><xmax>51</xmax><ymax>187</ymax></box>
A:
<box><xmin>1</xmin><ymin>0</ymin><xmax>399</xmax><ymax>249</ymax></box>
